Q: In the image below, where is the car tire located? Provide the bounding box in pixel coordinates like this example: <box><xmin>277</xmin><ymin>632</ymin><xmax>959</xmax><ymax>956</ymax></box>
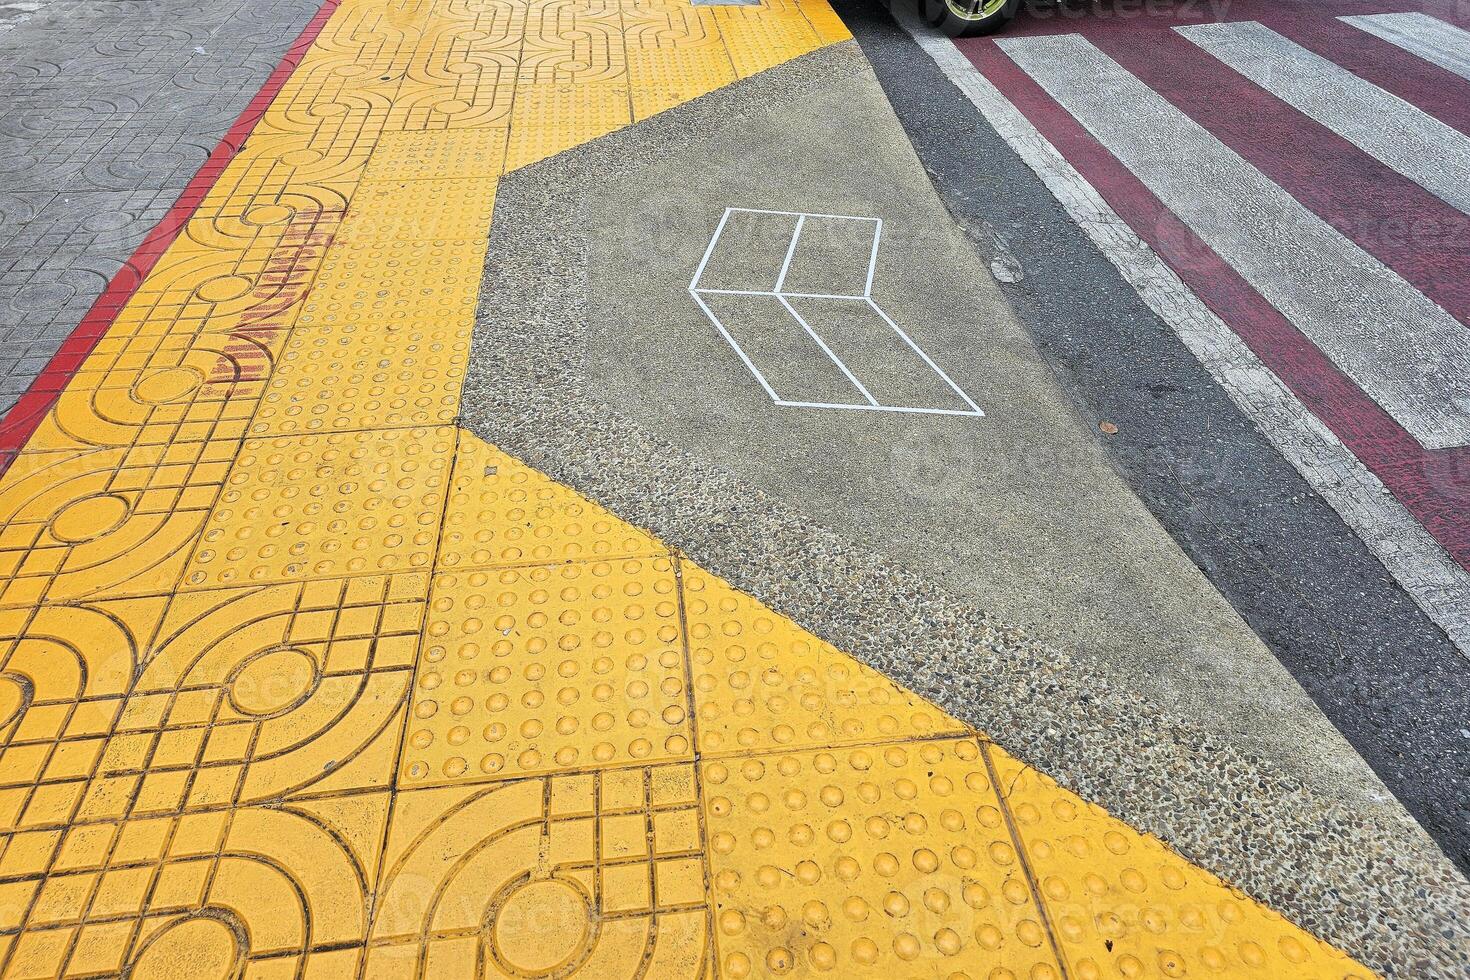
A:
<box><xmin>923</xmin><ymin>0</ymin><xmax>1020</xmax><ymax>37</ymax></box>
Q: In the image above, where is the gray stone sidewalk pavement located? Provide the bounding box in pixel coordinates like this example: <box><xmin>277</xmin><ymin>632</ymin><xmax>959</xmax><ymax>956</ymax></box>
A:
<box><xmin>0</xmin><ymin>0</ymin><xmax>318</xmax><ymax>413</ymax></box>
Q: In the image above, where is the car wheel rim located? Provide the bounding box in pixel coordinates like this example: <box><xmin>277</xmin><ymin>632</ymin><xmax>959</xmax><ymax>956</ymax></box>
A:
<box><xmin>944</xmin><ymin>0</ymin><xmax>1006</xmax><ymax>21</ymax></box>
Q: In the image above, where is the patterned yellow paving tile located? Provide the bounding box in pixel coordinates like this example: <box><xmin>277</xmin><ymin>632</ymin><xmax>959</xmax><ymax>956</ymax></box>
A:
<box><xmin>204</xmin><ymin>130</ymin><xmax>375</xmax><ymax>217</ymax></box>
<box><xmin>24</xmin><ymin>364</ymin><xmax>265</xmax><ymax>457</ymax></box>
<box><xmin>439</xmin><ymin>434</ymin><xmax>665</xmax><ymax>572</ymax></box>
<box><xmin>0</xmin><ymin>599</ymin><xmax>168</xmax><ymax>832</ymax></box>
<box><xmin>183</xmin><ymin>428</ymin><xmax>454</xmax><ymax>589</ymax></box>
<box><xmin>19</xmin><ymin>214</ymin><xmax>336</xmax><ymax>455</ymax></box>
<box><xmin>704</xmin><ymin>737</ymin><xmax>1064</xmax><ymax>978</ymax></box>
<box><xmin>173</xmin><ymin>206</ymin><xmax>343</xmax><ymax>257</ymax></box>
<box><xmin>85</xmin><ymin>580</ymin><xmax>416</xmax><ymax>819</ymax></box>
<box><xmin>519</xmin><ymin>0</ymin><xmax>628</xmax><ymax>86</ymax></box>
<box><xmin>109</xmin><ymin>214</ymin><xmax>334</xmax><ymax>339</ymax></box>
<box><xmin>256</xmin><ymin>50</ymin><xmax>403</xmax><ymax>140</ymax></box>
<box><xmin>401</xmin><ymin>555</ymin><xmax>689</xmax><ymax>787</ymax></box>
<box><xmin>370</xmin><ymin>767</ymin><xmax>708</xmax><ymax>976</ymax></box>
<box><xmin>309</xmin><ymin>0</ymin><xmax>445</xmax><ymax>64</ymax></box>
<box><xmin>193</xmin><ymin>146</ymin><xmax>361</xmax><ymax>223</ymax></box>
<box><xmin>988</xmin><ymin>747</ymin><xmax>1372</xmax><ymax>980</ymax></box>
<box><xmin>682</xmin><ymin>565</ymin><xmax>966</xmax><ymax>757</ymax></box>
<box><xmin>0</xmin><ymin>576</ymin><xmax>418</xmax><ymax>847</ymax></box>
<box><xmin>406</xmin><ymin>2</ymin><xmax>527</xmax><ymax>60</ymax></box>
<box><xmin>0</xmin><ymin>442</ymin><xmax>234</xmax><ymax>607</ymax></box>
<box><xmin>0</xmin><ymin>794</ymin><xmax>388</xmax><ymax>978</ymax></box>
<box><xmin>388</xmin><ymin>75</ymin><xmax>517</xmax><ymax>131</ymax></box>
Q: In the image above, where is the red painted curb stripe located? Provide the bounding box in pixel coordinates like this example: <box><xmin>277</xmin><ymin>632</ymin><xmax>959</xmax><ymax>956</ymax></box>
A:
<box><xmin>961</xmin><ymin>37</ymin><xmax>1470</xmax><ymax>569</ymax></box>
<box><xmin>0</xmin><ymin>0</ymin><xmax>341</xmax><ymax>473</ymax></box>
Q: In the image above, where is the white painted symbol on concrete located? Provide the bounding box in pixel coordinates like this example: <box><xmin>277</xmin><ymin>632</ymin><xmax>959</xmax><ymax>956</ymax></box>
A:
<box><xmin>689</xmin><ymin>207</ymin><xmax>984</xmax><ymax>418</ymax></box>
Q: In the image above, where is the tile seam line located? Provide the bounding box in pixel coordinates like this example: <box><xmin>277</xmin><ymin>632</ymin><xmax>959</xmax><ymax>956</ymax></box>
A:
<box><xmin>667</xmin><ymin>550</ymin><xmax>717</xmax><ymax>964</ymax></box>
<box><xmin>0</xmin><ymin>0</ymin><xmax>345</xmax><ymax>474</ymax></box>
<box><xmin>981</xmin><ymin>740</ymin><xmax>1072</xmax><ymax>979</ymax></box>
<box><xmin>361</xmin><ymin>424</ymin><xmax>462</xmax><ymax>976</ymax></box>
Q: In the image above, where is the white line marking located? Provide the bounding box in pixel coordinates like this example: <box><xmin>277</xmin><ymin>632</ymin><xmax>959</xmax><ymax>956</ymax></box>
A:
<box><xmin>998</xmin><ymin>31</ymin><xmax>1470</xmax><ymax>450</ymax></box>
<box><xmin>775</xmin><ymin>399</ymin><xmax>985</xmax><ymax>417</ymax></box>
<box><xmin>694</xmin><ymin>289</ymin><xmax>871</xmax><ymax>300</ymax></box>
<box><xmin>688</xmin><ymin>207</ymin><xmax>735</xmax><ymax>293</ymax></box>
<box><xmin>1342</xmin><ymin>12</ymin><xmax>1470</xmax><ymax>82</ymax></box>
<box><xmin>774</xmin><ymin>212</ymin><xmax>806</xmax><ymax>293</ymax></box>
<box><xmin>777</xmin><ymin>293</ymin><xmax>881</xmax><ymax>406</ymax></box>
<box><xmin>688</xmin><ymin>289</ymin><xmax>782</xmax><ymax>402</ymax></box>
<box><xmin>725</xmin><ymin>206</ymin><xmax>883</xmax><ymax>222</ymax></box>
<box><xmin>867</xmin><ymin>298</ymin><xmax>986</xmax><ymax>415</ymax></box>
<box><xmin>1180</xmin><ymin>20</ymin><xmax>1470</xmax><ymax>215</ymax></box>
<box><xmin>864</xmin><ymin>217</ymin><xmax>884</xmax><ymax>296</ymax></box>
<box><xmin>690</xmin><ymin>206</ymin><xmax>985</xmax><ymax>418</ymax></box>
<box><xmin>893</xmin><ymin>6</ymin><xmax>1470</xmax><ymax>656</ymax></box>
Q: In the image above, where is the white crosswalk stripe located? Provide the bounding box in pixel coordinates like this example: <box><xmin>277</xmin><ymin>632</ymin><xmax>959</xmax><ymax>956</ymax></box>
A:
<box><xmin>995</xmin><ymin>31</ymin><xmax>1470</xmax><ymax>451</ymax></box>
<box><xmin>1180</xmin><ymin>20</ymin><xmax>1470</xmax><ymax>215</ymax></box>
<box><xmin>1342</xmin><ymin>12</ymin><xmax>1470</xmax><ymax>81</ymax></box>
<box><xmin>899</xmin><ymin>7</ymin><xmax>1470</xmax><ymax>656</ymax></box>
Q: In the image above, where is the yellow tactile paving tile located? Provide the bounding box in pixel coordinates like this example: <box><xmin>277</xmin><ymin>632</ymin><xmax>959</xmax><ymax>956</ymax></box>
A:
<box><xmin>987</xmin><ymin>748</ymin><xmax>1372</xmax><ymax>980</ymax></box>
<box><xmin>254</xmin><ymin>314</ymin><xmax>473</xmax><ymax>434</ymax></box>
<box><xmin>505</xmin><ymin>81</ymin><xmax>634</xmax><ymax>169</ymax></box>
<box><xmin>403</xmin><ymin>554</ymin><xmax>692</xmax><ymax>785</ymax></box>
<box><xmin>184</xmin><ymin>427</ymin><xmax>456</xmax><ymax>588</ymax></box>
<box><xmin>703</xmin><ymin>737</ymin><xmax>1062</xmax><ymax>978</ymax></box>
<box><xmin>683</xmin><ymin>567</ymin><xmax>966</xmax><ymax>756</ymax></box>
<box><xmin>438</xmin><ymin>436</ymin><xmax>666</xmax><ymax>570</ymax></box>
<box><xmin>295</xmin><ymin>236</ymin><xmax>487</xmax><ymax>326</ymax></box>
<box><xmin>335</xmin><ymin>176</ymin><xmax>500</xmax><ymax>241</ymax></box>
<box><xmin>0</xmin><ymin>0</ymin><xmax>1376</xmax><ymax>976</ymax></box>
<box><xmin>359</xmin><ymin>128</ymin><xmax>509</xmax><ymax>180</ymax></box>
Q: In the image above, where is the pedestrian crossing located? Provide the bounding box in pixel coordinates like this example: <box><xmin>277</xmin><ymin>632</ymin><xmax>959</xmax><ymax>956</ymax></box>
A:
<box><xmin>1344</xmin><ymin>11</ymin><xmax>1470</xmax><ymax>80</ymax></box>
<box><xmin>1180</xmin><ymin>20</ymin><xmax>1470</xmax><ymax>216</ymax></box>
<box><xmin>944</xmin><ymin>3</ymin><xmax>1470</xmax><ymax>654</ymax></box>
<box><xmin>997</xmin><ymin>28</ymin><xmax>1470</xmax><ymax>452</ymax></box>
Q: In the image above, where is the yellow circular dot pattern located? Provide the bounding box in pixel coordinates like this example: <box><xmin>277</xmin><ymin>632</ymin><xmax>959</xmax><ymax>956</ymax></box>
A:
<box><xmin>683</xmin><ymin>568</ymin><xmax>966</xmax><ymax>757</ymax></box>
<box><xmin>704</xmin><ymin>738</ymin><xmax>1060</xmax><ymax>979</ymax></box>
<box><xmin>186</xmin><ymin>426</ymin><xmax>454</xmax><ymax>587</ymax></box>
<box><xmin>403</xmin><ymin>556</ymin><xmax>694</xmax><ymax>784</ymax></box>
<box><xmin>990</xmin><ymin>747</ymin><xmax>1374</xmax><ymax>980</ymax></box>
<box><xmin>437</xmin><ymin>436</ymin><xmax>665</xmax><ymax>572</ymax></box>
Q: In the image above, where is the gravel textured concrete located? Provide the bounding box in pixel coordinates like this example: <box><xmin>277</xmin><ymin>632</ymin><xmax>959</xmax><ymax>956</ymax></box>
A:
<box><xmin>461</xmin><ymin>41</ymin><xmax>1470</xmax><ymax>979</ymax></box>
